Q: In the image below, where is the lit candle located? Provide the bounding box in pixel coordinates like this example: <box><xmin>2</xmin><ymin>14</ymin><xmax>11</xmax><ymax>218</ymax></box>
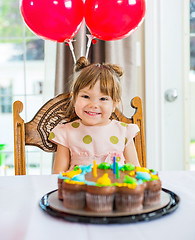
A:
<box><xmin>93</xmin><ymin>160</ymin><xmax>97</xmax><ymax>178</ymax></box>
<box><xmin>113</xmin><ymin>156</ymin><xmax>116</xmax><ymax>174</ymax></box>
<box><xmin>116</xmin><ymin>162</ymin><xmax>119</xmax><ymax>179</ymax></box>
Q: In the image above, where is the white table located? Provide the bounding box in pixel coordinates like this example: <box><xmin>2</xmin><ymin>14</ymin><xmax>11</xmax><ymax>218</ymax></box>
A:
<box><xmin>0</xmin><ymin>171</ymin><xmax>195</xmax><ymax>240</ymax></box>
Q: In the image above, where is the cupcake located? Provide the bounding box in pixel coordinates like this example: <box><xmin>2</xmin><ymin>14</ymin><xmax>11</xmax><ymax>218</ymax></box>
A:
<box><xmin>62</xmin><ymin>180</ymin><xmax>86</xmax><ymax>210</ymax></box>
<box><xmin>144</xmin><ymin>177</ymin><xmax>162</xmax><ymax>206</ymax></box>
<box><xmin>135</xmin><ymin>169</ymin><xmax>162</xmax><ymax>206</ymax></box>
<box><xmin>58</xmin><ymin>177</ymin><xmax>63</xmax><ymax>200</ymax></box>
<box><xmin>115</xmin><ymin>175</ymin><xmax>145</xmax><ymax>212</ymax></box>
<box><xmin>86</xmin><ymin>173</ymin><xmax>116</xmax><ymax>212</ymax></box>
<box><xmin>57</xmin><ymin>173</ymin><xmax>69</xmax><ymax>200</ymax></box>
<box><xmin>61</xmin><ymin>168</ymin><xmax>86</xmax><ymax>210</ymax></box>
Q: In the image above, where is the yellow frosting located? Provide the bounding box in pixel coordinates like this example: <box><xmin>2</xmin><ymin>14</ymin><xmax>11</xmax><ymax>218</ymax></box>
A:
<box><xmin>150</xmin><ymin>174</ymin><xmax>159</xmax><ymax>180</ymax></box>
<box><xmin>65</xmin><ymin>179</ymin><xmax>85</xmax><ymax>185</ymax></box>
<box><xmin>129</xmin><ymin>171</ymin><xmax>135</xmax><ymax>177</ymax></box>
<box><xmin>115</xmin><ymin>182</ymin><xmax>137</xmax><ymax>189</ymax></box>
<box><xmin>97</xmin><ymin>173</ymin><xmax>111</xmax><ymax>185</ymax></box>
<box><xmin>136</xmin><ymin>167</ymin><xmax>150</xmax><ymax>173</ymax></box>
<box><xmin>63</xmin><ymin>169</ymin><xmax>82</xmax><ymax>178</ymax></box>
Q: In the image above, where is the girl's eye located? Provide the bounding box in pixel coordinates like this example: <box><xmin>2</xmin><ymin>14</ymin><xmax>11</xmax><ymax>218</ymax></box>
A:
<box><xmin>82</xmin><ymin>95</ymin><xmax>89</xmax><ymax>99</ymax></box>
<box><xmin>100</xmin><ymin>97</ymin><xmax>108</xmax><ymax>101</ymax></box>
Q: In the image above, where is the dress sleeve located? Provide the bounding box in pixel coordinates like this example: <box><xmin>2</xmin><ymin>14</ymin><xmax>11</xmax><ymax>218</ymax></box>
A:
<box><xmin>48</xmin><ymin>123</ymin><xmax>69</xmax><ymax>148</ymax></box>
<box><xmin>125</xmin><ymin>124</ymin><xmax>140</xmax><ymax>146</ymax></box>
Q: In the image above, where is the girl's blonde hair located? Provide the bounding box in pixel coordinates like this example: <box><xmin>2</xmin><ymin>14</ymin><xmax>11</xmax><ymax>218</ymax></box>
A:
<box><xmin>71</xmin><ymin>57</ymin><xmax>123</xmax><ymax>105</ymax></box>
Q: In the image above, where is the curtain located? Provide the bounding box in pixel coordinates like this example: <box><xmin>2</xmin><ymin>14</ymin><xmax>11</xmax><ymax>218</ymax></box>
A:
<box><xmin>55</xmin><ymin>27</ymin><xmax>137</xmax><ymax>117</ymax></box>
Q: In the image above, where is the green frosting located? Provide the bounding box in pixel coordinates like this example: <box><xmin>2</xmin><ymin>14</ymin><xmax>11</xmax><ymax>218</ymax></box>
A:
<box><xmin>96</xmin><ymin>183</ymin><xmax>113</xmax><ymax>187</ymax></box>
<box><xmin>73</xmin><ymin>166</ymin><xmax>80</xmax><ymax>171</ymax></box>
<box><xmin>123</xmin><ymin>175</ymin><xmax>137</xmax><ymax>184</ymax></box>
<box><xmin>142</xmin><ymin>179</ymin><xmax>148</xmax><ymax>182</ymax></box>
<box><xmin>98</xmin><ymin>162</ymin><xmax>111</xmax><ymax>169</ymax></box>
<box><xmin>120</xmin><ymin>163</ymin><xmax>135</xmax><ymax>171</ymax></box>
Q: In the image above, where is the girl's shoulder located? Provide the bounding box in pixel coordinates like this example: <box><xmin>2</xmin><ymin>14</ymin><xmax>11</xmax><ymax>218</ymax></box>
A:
<box><xmin>112</xmin><ymin>120</ymin><xmax>140</xmax><ymax>137</ymax></box>
<box><xmin>112</xmin><ymin>119</ymin><xmax>139</xmax><ymax>129</ymax></box>
<box><xmin>53</xmin><ymin>119</ymin><xmax>81</xmax><ymax>130</ymax></box>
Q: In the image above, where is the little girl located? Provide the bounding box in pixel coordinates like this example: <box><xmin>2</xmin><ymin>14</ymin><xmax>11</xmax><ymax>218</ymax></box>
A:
<box><xmin>49</xmin><ymin>57</ymin><xmax>140</xmax><ymax>173</ymax></box>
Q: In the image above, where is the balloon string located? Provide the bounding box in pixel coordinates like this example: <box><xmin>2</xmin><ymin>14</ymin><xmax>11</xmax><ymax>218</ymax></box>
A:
<box><xmin>85</xmin><ymin>39</ymin><xmax>91</xmax><ymax>59</ymax></box>
<box><xmin>68</xmin><ymin>41</ymin><xmax>76</xmax><ymax>64</ymax></box>
<box><xmin>80</xmin><ymin>20</ymin><xmax>85</xmax><ymax>57</ymax></box>
<box><xmin>85</xmin><ymin>34</ymin><xmax>94</xmax><ymax>59</ymax></box>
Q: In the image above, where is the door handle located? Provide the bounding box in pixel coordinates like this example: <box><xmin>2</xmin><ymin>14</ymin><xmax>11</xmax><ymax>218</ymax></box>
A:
<box><xmin>165</xmin><ymin>88</ymin><xmax>178</xmax><ymax>102</ymax></box>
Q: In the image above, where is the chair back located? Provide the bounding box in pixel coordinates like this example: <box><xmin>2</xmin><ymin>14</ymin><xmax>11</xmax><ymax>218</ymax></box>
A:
<box><xmin>13</xmin><ymin>93</ymin><xmax>146</xmax><ymax>175</ymax></box>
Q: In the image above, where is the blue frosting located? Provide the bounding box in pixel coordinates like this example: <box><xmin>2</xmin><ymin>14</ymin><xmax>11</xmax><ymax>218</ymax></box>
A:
<box><xmin>151</xmin><ymin>170</ymin><xmax>158</xmax><ymax>175</ymax></box>
<box><xmin>58</xmin><ymin>172</ymin><xmax>69</xmax><ymax>180</ymax></box>
<box><xmin>78</xmin><ymin>164</ymin><xmax>92</xmax><ymax>174</ymax></box>
<box><xmin>72</xmin><ymin>174</ymin><xmax>85</xmax><ymax>182</ymax></box>
<box><xmin>84</xmin><ymin>181</ymin><xmax>97</xmax><ymax>186</ymax></box>
<box><xmin>136</xmin><ymin>172</ymin><xmax>151</xmax><ymax>181</ymax></box>
<box><xmin>137</xmin><ymin>179</ymin><xmax>144</xmax><ymax>185</ymax></box>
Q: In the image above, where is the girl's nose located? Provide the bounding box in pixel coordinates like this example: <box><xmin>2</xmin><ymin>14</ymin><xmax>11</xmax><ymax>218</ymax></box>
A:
<box><xmin>88</xmin><ymin>100</ymin><xmax>98</xmax><ymax>108</ymax></box>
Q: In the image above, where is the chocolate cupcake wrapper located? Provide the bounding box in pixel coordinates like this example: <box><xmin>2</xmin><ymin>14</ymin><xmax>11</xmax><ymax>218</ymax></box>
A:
<box><xmin>62</xmin><ymin>190</ymin><xmax>86</xmax><ymax>210</ymax></box>
<box><xmin>144</xmin><ymin>190</ymin><xmax>161</xmax><ymax>206</ymax></box>
<box><xmin>115</xmin><ymin>193</ymin><xmax>144</xmax><ymax>211</ymax></box>
<box><xmin>58</xmin><ymin>188</ymin><xmax>63</xmax><ymax>200</ymax></box>
<box><xmin>58</xmin><ymin>183</ymin><xmax>63</xmax><ymax>200</ymax></box>
<box><xmin>86</xmin><ymin>193</ymin><xmax>114</xmax><ymax>212</ymax></box>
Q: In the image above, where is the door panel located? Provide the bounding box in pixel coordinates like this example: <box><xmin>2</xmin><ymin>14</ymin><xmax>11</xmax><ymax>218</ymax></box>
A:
<box><xmin>145</xmin><ymin>0</ymin><xmax>185</xmax><ymax>170</ymax></box>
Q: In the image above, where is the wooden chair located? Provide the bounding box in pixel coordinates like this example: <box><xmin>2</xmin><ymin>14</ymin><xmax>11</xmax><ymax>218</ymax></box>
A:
<box><xmin>13</xmin><ymin>93</ymin><xmax>146</xmax><ymax>175</ymax></box>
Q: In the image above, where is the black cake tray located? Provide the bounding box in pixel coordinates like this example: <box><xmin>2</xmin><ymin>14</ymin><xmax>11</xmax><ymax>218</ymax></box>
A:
<box><xmin>39</xmin><ymin>188</ymin><xmax>180</xmax><ymax>224</ymax></box>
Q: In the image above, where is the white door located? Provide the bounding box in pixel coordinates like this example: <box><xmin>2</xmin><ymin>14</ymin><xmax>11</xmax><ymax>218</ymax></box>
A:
<box><xmin>144</xmin><ymin>0</ymin><xmax>189</xmax><ymax>170</ymax></box>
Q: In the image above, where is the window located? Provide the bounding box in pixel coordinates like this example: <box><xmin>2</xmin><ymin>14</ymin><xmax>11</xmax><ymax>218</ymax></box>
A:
<box><xmin>0</xmin><ymin>85</ymin><xmax>12</xmax><ymax>113</ymax></box>
<box><xmin>0</xmin><ymin>0</ymin><xmax>56</xmax><ymax>175</ymax></box>
<box><xmin>190</xmin><ymin>0</ymin><xmax>195</xmax><ymax>73</ymax></box>
<box><xmin>190</xmin><ymin>0</ymin><xmax>195</xmax><ymax>169</ymax></box>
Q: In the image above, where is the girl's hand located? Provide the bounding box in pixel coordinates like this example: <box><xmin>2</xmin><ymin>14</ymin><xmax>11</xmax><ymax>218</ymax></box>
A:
<box><xmin>52</xmin><ymin>145</ymin><xmax>70</xmax><ymax>174</ymax></box>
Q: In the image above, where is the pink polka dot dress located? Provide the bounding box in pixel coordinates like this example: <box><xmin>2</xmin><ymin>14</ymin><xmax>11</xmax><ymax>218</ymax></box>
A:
<box><xmin>49</xmin><ymin>119</ymin><xmax>139</xmax><ymax>169</ymax></box>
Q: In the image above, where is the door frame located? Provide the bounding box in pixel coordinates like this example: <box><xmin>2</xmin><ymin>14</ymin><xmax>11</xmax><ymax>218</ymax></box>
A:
<box><xmin>144</xmin><ymin>0</ymin><xmax>164</xmax><ymax>170</ymax></box>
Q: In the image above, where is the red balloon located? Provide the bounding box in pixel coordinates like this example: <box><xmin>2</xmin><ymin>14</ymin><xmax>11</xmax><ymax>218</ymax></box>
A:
<box><xmin>85</xmin><ymin>0</ymin><xmax>146</xmax><ymax>41</ymax></box>
<box><xmin>20</xmin><ymin>0</ymin><xmax>84</xmax><ymax>42</ymax></box>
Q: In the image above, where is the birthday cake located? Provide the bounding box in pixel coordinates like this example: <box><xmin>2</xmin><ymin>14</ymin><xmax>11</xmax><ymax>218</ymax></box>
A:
<box><xmin>58</xmin><ymin>162</ymin><xmax>161</xmax><ymax>212</ymax></box>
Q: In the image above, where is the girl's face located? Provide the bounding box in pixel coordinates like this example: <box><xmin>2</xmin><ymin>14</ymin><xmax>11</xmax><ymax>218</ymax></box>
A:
<box><xmin>74</xmin><ymin>80</ymin><xmax>118</xmax><ymax>126</ymax></box>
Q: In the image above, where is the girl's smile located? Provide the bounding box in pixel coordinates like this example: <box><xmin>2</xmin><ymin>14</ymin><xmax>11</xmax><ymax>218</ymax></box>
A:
<box><xmin>84</xmin><ymin>111</ymin><xmax>101</xmax><ymax>116</ymax></box>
